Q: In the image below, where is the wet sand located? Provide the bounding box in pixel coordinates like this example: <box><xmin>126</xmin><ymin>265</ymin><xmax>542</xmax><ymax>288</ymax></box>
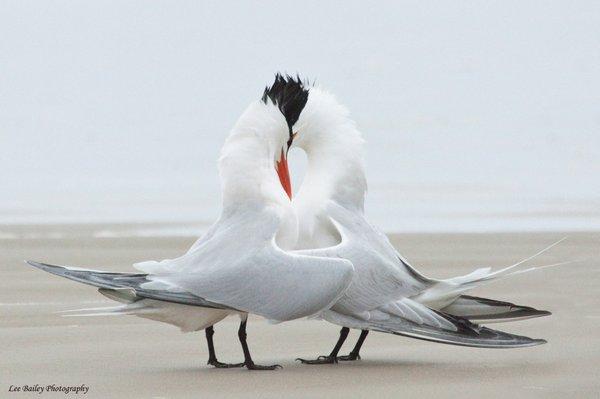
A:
<box><xmin>1</xmin><ymin>229</ymin><xmax>599</xmax><ymax>398</ymax></box>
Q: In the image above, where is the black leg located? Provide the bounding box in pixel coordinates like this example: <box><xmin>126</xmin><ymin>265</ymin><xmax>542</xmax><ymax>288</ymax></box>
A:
<box><xmin>296</xmin><ymin>327</ymin><xmax>350</xmax><ymax>364</ymax></box>
<box><xmin>205</xmin><ymin>326</ymin><xmax>244</xmax><ymax>368</ymax></box>
<box><xmin>237</xmin><ymin>319</ymin><xmax>281</xmax><ymax>370</ymax></box>
<box><xmin>338</xmin><ymin>330</ymin><xmax>369</xmax><ymax>361</ymax></box>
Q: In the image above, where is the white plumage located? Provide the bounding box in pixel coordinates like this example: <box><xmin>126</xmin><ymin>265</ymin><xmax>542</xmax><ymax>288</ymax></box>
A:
<box><xmin>27</xmin><ymin>74</ymin><xmax>563</xmax><ymax>369</ymax></box>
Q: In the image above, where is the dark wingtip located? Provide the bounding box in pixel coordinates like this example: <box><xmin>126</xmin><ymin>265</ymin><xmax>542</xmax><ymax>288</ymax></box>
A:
<box><xmin>25</xmin><ymin>260</ymin><xmax>67</xmax><ymax>277</ymax></box>
<box><xmin>457</xmin><ymin>295</ymin><xmax>553</xmax><ymax>322</ymax></box>
<box><xmin>505</xmin><ymin>307</ymin><xmax>552</xmax><ymax>320</ymax></box>
<box><xmin>534</xmin><ymin>310</ymin><xmax>552</xmax><ymax>317</ymax></box>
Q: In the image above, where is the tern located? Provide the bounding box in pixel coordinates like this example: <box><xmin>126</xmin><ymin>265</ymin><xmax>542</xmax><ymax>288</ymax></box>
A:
<box><xmin>26</xmin><ymin>79</ymin><xmax>355</xmax><ymax>370</ymax></box>
<box><xmin>27</xmin><ymin>74</ymin><xmax>563</xmax><ymax>370</ymax></box>
<box><xmin>267</xmin><ymin>74</ymin><xmax>562</xmax><ymax>363</ymax></box>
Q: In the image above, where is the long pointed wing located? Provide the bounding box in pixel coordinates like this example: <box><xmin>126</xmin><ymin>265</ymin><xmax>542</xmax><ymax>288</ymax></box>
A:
<box><xmin>28</xmin><ymin>204</ymin><xmax>354</xmax><ymax>322</ymax></box>
<box><xmin>130</xmin><ymin>205</ymin><xmax>356</xmax><ymax>322</ymax></box>
<box><xmin>25</xmin><ymin>261</ymin><xmax>234</xmax><ymax>309</ymax></box>
<box><xmin>28</xmin><ymin>248</ymin><xmax>354</xmax><ymax>322</ymax></box>
<box><xmin>322</xmin><ymin>309</ymin><xmax>546</xmax><ymax>348</ymax></box>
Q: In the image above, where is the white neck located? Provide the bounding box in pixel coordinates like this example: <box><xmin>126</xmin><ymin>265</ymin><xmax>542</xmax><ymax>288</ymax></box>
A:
<box><xmin>217</xmin><ymin>101</ymin><xmax>298</xmax><ymax>249</ymax></box>
<box><xmin>292</xmin><ymin>89</ymin><xmax>367</xmax><ymax>248</ymax></box>
<box><xmin>218</xmin><ymin>101</ymin><xmax>291</xmax><ymax>212</ymax></box>
<box><xmin>293</xmin><ymin>89</ymin><xmax>367</xmax><ymax>213</ymax></box>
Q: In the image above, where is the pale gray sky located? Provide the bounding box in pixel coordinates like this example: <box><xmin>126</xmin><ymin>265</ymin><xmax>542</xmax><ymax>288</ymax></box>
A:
<box><xmin>2</xmin><ymin>1</ymin><xmax>599</xmax><ymax>230</ymax></box>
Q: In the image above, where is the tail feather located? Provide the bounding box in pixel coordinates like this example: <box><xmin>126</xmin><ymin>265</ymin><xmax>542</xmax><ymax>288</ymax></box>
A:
<box><xmin>445</xmin><ymin>237</ymin><xmax>568</xmax><ymax>288</ymax></box>
<box><xmin>413</xmin><ymin>238</ymin><xmax>572</xmax><ymax>312</ymax></box>
<box><xmin>473</xmin><ymin>237</ymin><xmax>568</xmax><ymax>282</ymax></box>
<box><xmin>98</xmin><ymin>287</ymin><xmax>139</xmax><ymax>304</ymax></box>
<box><xmin>56</xmin><ymin>304</ymin><xmax>144</xmax><ymax>317</ymax></box>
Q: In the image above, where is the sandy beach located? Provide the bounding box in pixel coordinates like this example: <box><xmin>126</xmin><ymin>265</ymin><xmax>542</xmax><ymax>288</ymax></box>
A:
<box><xmin>1</xmin><ymin>227</ymin><xmax>598</xmax><ymax>398</ymax></box>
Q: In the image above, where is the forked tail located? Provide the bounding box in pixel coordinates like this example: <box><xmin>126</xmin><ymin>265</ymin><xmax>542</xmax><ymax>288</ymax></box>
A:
<box><xmin>412</xmin><ymin>238</ymin><xmax>573</xmax><ymax>321</ymax></box>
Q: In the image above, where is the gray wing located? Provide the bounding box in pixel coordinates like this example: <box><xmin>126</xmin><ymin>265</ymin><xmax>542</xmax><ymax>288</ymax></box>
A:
<box><xmin>28</xmin><ymin>206</ymin><xmax>355</xmax><ymax>322</ymax></box>
<box><xmin>135</xmin><ymin>206</ymin><xmax>355</xmax><ymax>322</ymax></box>
<box><xmin>293</xmin><ymin>202</ymin><xmax>428</xmax><ymax>314</ymax></box>
<box><xmin>441</xmin><ymin>295</ymin><xmax>551</xmax><ymax>323</ymax></box>
<box><xmin>25</xmin><ymin>261</ymin><xmax>234</xmax><ymax>310</ymax></box>
<box><xmin>27</xmin><ymin>242</ymin><xmax>355</xmax><ymax>321</ymax></box>
<box><xmin>322</xmin><ymin>309</ymin><xmax>546</xmax><ymax>348</ymax></box>
<box><xmin>158</xmin><ymin>241</ymin><xmax>355</xmax><ymax>321</ymax></box>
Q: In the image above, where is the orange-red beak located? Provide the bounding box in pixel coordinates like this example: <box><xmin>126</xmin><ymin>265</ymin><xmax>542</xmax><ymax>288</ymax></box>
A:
<box><xmin>275</xmin><ymin>148</ymin><xmax>292</xmax><ymax>199</ymax></box>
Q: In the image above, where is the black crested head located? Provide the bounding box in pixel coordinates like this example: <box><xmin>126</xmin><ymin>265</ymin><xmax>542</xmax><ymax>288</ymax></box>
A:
<box><xmin>262</xmin><ymin>73</ymin><xmax>309</xmax><ymax>132</ymax></box>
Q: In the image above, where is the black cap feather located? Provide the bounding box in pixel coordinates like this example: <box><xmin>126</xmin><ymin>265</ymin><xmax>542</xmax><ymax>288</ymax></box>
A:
<box><xmin>262</xmin><ymin>73</ymin><xmax>309</xmax><ymax>132</ymax></box>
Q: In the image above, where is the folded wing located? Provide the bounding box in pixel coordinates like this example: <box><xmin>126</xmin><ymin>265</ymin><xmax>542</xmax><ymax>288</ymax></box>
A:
<box><xmin>322</xmin><ymin>307</ymin><xmax>546</xmax><ymax>348</ymax></box>
<box><xmin>25</xmin><ymin>261</ymin><xmax>232</xmax><ymax>309</ymax></box>
<box><xmin>27</xmin><ymin>206</ymin><xmax>355</xmax><ymax>322</ymax></box>
<box><xmin>155</xmin><ymin>241</ymin><xmax>354</xmax><ymax>322</ymax></box>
